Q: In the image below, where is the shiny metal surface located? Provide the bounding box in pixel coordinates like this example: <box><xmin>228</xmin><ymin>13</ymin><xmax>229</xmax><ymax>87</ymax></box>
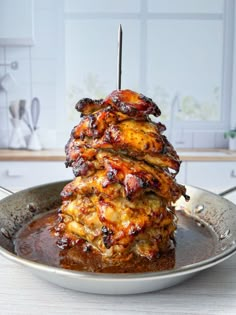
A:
<box><xmin>0</xmin><ymin>181</ymin><xmax>236</xmax><ymax>295</ymax></box>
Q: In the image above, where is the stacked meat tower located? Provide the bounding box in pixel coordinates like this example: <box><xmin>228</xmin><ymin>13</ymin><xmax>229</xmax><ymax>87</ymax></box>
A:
<box><xmin>57</xmin><ymin>89</ymin><xmax>188</xmax><ymax>263</ymax></box>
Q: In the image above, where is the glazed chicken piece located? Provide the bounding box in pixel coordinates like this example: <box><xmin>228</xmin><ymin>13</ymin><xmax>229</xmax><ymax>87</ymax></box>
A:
<box><xmin>76</xmin><ymin>89</ymin><xmax>161</xmax><ymax>118</ymax></box>
<box><xmin>66</xmin><ymin>112</ymin><xmax>180</xmax><ymax>175</ymax></box>
<box><xmin>65</xmin><ymin>136</ymin><xmax>180</xmax><ymax>177</ymax></box>
<box><xmin>56</xmin><ymin>89</ymin><xmax>188</xmax><ymax>263</ymax></box>
<box><xmin>95</xmin><ymin>151</ymin><xmax>186</xmax><ymax>201</ymax></box>
<box><xmin>62</xmin><ymin>152</ymin><xmax>186</xmax><ymax>203</ymax></box>
<box><xmin>72</xmin><ymin>108</ymin><xmax>131</xmax><ymax>139</ymax></box>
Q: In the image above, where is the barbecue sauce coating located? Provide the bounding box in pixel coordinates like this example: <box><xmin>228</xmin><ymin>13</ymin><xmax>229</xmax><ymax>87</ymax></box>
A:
<box><xmin>57</xmin><ymin>89</ymin><xmax>189</xmax><ymax>262</ymax></box>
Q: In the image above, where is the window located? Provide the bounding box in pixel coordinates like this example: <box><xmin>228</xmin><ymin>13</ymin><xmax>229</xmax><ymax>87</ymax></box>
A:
<box><xmin>64</xmin><ymin>0</ymin><xmax>234</xmax><ymax>147</ymax></box>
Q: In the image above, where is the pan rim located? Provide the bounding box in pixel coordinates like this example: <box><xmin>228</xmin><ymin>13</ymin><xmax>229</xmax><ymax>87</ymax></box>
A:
<box><xmin>0</xmin><ymin>182</ymin><xmax>236</xmax><ymax>281</ymax></box>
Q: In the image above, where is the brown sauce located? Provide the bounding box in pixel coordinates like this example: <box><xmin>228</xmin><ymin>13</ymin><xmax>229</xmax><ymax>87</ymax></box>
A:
<box><xmin>14</xmin><ymin>210</ymin><xmax>217</xmax><ymax>273</ymax></box>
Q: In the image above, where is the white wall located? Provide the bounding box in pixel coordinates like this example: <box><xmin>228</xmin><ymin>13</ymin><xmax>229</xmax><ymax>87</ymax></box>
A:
<box><xmin>0</xmin><ymin>0</ymin><xmax>66</xmax><ymax>149</ymax></box>
<box><xmin>0</xmin><ymin>0</ymin><xmax>235</xmax><ymax>150</ymax></box>
<box><xmin>231</xmin><ymin>0</ymin><xmax>236</xmax><ymax>130</ymax></box>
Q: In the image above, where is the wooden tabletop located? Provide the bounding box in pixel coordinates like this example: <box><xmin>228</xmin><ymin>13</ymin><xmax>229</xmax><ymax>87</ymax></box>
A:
<box><xmin>0</xmin><ymin>253</ymin><xmax>235</xmax><ymax>314</ymax></box>
<box><xmin>0</xmin><ymin>148</ymin><xmax>236</xmax><ymax>161</ymax></box>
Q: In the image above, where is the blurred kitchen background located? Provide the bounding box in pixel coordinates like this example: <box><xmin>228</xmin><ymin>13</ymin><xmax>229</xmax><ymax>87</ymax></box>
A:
<box><xmin>0</xmin><ymin>0</ymin><xmax>235</xmax><ymax>150</ymax></box>
<box><xmin>0</xmin><ymin>0</ymin><xmax>236</xmax><ymax>202</ymax></box>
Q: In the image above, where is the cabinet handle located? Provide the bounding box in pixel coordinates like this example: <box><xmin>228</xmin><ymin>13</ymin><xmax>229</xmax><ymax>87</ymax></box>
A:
<box><xmin>6</xmin><ymin>170</ymin><xmax>23</xmax><ymax>177</ymax></box>
<box><xmin>230</xmin><ymin>170</ymin><xmax>236</xmax><ymax>178</ymax></box>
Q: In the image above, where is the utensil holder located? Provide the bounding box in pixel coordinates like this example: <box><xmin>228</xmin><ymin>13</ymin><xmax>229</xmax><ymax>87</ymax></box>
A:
<box><xmin>27</xmin><ymin>130</ymin><xmax>42</xmax><ymax>151</ymax></box>
<box><xmin>9</xmin><ymin>118</ymin><xmax>27</xmax><ymax>149</ymax></box>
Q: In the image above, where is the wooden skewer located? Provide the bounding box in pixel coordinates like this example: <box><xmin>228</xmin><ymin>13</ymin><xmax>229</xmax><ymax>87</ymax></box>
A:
<box><xmin>117</xmin><ymin>24</ymin><xmax>123</xmax><ymax>90</ymax></box>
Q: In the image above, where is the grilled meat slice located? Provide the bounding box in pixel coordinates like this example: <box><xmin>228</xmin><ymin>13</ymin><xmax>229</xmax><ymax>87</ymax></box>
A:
<box><xmin>73</xmin><ymin>108</ymin><xmax>132</xmax><ymax>139</ymax></box>
<box><xmin>76</xmin><ymin>89</ymin><xmax>161</xmax><ymax>118</ymax></box>
<box><xmin>66</xmin><ymin>118</ymin><xmax>180</xmax><ymax>176</ymax></box>
<box><xmin>104</xmin><ymin>89</ymin><xmax>161</xmax><ymax>118</ymax></box>
<box><xmin>63</xmin><ymin>150</ymin><xmax>186</xmax><ymax>203</ymax></box>
<box><xmin>96</xmin><ymin>151</ymin><xmax>185</xmax><ymax>202</ymax></box>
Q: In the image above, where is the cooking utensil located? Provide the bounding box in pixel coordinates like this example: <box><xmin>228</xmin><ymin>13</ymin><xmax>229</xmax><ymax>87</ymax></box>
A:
<box><xmin>0</xmin><ymin>182</ymin><xmax>235</xmax><ymax>295</ymax></box>
<box><xmin>22</xmin><ymin>108</ymin><xmax>33</xmax><ymax>133</ymax></box>
<box><xmin>27</xmin><ymin>97</ymin><xmax>42</xmax><ymax>150</ymax></box>
<box><xmin>8</xmin><ymin>100</ymin><xmax>27</xmax><ymax>149</ymax></box>
<box><xmin>30</xmin><ymin>97</ymin><xmax>40</xmax><ymax>130</ymax></box>
<box><xmin>9</xmin><ymin>104</ymin><xmax>16</xmax><ymax>119</ymax></box>
<box><xmin>19</xmin><ymin>100</ymin><xmax>26</xmax><ymax>120</ymax></box>
<box><xmin>9</xmin><ymin>100</ymin><xmax>32</xmax><ymax>133</ymax></box>
<box><xmin>9</xmin><ymin>101</ymin><xmax>20</xmax><ymax>119</ymax></box>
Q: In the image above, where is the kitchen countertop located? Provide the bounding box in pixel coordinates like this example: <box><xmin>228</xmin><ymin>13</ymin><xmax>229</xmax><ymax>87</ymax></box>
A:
<box><xmin>0</xmin><ymin>148</ymin><xmax>236</xmax><ymax>161</ymax></box>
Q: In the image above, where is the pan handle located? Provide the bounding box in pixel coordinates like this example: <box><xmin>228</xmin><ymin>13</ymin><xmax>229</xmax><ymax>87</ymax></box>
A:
<box><xmin>219</xmin><ymin>186</ymin><xmax>236</xmax><ymax>197</ymax></box>
<box><xmin>0</xmin><ymin>186</ymin><xmax>14</xmax><ymax>200</ymax></box>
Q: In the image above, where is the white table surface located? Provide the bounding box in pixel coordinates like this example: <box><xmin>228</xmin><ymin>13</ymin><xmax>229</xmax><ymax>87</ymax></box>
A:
<box><xmin>0</xmin><ymin>253</ymin><xmax>235</xmax><ymax>315</ymax></box>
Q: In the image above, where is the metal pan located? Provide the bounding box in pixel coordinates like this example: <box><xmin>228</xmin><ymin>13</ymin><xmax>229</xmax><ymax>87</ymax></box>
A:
<box><xmin>0</xmin><ymin>181</ymin><xmax>236</xmax><ymax>295</ymax></box>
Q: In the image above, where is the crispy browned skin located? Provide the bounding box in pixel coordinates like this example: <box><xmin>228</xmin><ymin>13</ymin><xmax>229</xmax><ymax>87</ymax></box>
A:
<box><xmin>57</xmin><ymin>89</ymin><xmax>188</xmax><ymax>262</ymax></box>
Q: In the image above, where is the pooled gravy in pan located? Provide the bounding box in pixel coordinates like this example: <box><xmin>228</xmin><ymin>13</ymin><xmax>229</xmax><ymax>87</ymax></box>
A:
<box><xmin>14</xmin><ymin>210</ymin><xmax>216</xmax><ymax>273</ymax></box>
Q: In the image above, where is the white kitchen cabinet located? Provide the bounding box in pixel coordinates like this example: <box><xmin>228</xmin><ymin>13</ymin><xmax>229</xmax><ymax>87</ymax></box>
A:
<box><xmin>185</xmin><ymin>161</ymin><xmax>236</xmax><ymax>204</ymax></box>
<box><xmin>0</xmin><ymin>161</ymin><xmax>72</xmax><ymax>191</ymax></box>
<box><xmin>0</xmin><ymin>0</ymin><xmax>34</xmax><ymax>46</ymax></box>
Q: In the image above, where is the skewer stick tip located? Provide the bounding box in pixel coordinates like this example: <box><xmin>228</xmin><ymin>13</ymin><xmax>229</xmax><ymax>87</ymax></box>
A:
<box><xmin>117</xmin><ymin>24</ymin><xmax>123</xmax><ymax>90</ymax></box>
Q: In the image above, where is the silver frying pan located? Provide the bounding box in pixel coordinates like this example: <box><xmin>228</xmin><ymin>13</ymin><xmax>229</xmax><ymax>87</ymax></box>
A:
<box><xmin>0</xmin><ymin>181</ymin><xmax>236</xmax><ymax>295</ymax></box>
